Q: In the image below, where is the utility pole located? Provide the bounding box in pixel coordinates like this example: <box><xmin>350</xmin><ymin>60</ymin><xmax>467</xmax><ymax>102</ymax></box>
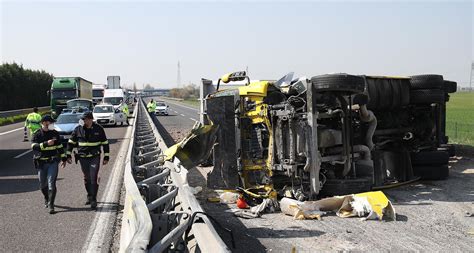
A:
<box><xmin>177</xmin><ymin>61</ymin><xmax>181</xmax><ymax>88</ymax></box>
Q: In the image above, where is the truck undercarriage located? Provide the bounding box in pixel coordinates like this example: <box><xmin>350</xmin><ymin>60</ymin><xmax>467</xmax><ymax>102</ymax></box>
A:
<box><xmin>201</xmin><ymin>72</ymin><xmax>457</xmax><ymax>200</ymax></box>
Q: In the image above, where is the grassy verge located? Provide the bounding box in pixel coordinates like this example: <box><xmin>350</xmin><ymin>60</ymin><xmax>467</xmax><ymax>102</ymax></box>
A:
<box><xmin>180</xmin><ymin>99</ymin><xmax>200</xmax><ymax>108</ymax></box>
<box><xmin>446</xmin><ymin>92</ymin><xmax>474</xmax><ymax>145</ymax></box>
<box><xmin>0</xmin><ymin>109</ymin><xmax>50</xmax><ymax>127</ymax></box>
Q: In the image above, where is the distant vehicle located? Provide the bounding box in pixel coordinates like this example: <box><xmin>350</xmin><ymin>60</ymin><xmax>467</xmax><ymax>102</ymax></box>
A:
<box><xmin>103</xmin><ymin>89</ymin><xmax>125</xmax><ymax>110</ymax></box>
<box><xmin>49</xmin><ymin>77</ymin><xmax>93</xmax><ymax>118</ymax></box>
<box><xmin>156</xmin><ymin>101</ymin><xmax>169</xmax><ymax>115</ymax></box>
<box><xmin>54</xmin><ymin>111</ymin><xmax>84</xmax><ymax>144</ymax></box>
<box><xmin>92</xmin><ymin>84</ymin><xmax>107</xmax><ymax>105</ymax></box>
<box><xmin>93</xmin><ymin>104</ymin><xmax>127</xmax><ymax>126</ymax></box>
<box><xmin>62</xmin><ymin>99</ymin><xmax>94</xmax><ymax>114</ymax></box>
<box><xmin>107</xmin><ymin>76</ymin><xmax>121</xmax><ymax>89</ymax></box>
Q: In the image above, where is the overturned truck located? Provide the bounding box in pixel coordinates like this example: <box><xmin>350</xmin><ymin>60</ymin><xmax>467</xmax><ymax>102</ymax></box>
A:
<box><xmin>200</xmin><ymin>72</ymin><xmax>457</xmax><ymax>200</ymax></box>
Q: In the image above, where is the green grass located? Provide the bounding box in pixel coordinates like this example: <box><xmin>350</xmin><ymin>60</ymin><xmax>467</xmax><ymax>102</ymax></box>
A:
<box><xmin>180</xmin><ymin>99</ymin><xmax>200</xmax><ymax>108</ymax></box>
<box><xmin>0</xmin><ymin>109</ymin><xmax>49</xmax><ymax>127</ymax></box>
<box><xmin>446</xmin><ymin>92</ymin><xmax>474</xmax><ymax>145</ymax></box>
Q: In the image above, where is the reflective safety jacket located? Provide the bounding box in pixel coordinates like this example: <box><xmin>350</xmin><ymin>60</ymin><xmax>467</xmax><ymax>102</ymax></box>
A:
<box><xmin>25</xmin><ymin>112</ymin><xmax>42</xmax><ymax>132</ymax></box>
<box><xmin>67</xmin><ymin>123</ymin><xmax>110</xmax><ymax>160</ymax></box>
<box><xmin>122</xmin><ymin>103</ymin><xmax>129</xmax><ymax>117</ymax></box>
<box><xmin>147</xmin><ymin>101</ymin><xmax>156</xmax><ymax>113</ymax></box>
<box><xmin>31</xmin><ymin>128</ymin><xmax>67</xmax><ymax>162</ymax></box>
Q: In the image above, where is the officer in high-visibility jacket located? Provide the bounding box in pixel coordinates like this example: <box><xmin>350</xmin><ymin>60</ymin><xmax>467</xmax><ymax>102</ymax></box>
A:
<box><xmin>25</xmin><ymin>107</ymin><xmax>42</xmax><ymax>140</ymax></box>
<box><xmin>120</xmin><ymin>100</ymin><xmax>130</xmax><ymax>125</ymax></box>
<box><xmin>66</xmin><ymin>112</ymin><xmax>109</xmax><ymax>210</ymax></box>
<box><xmin>31</xmin><ymin>115</ymin><xmax>67</xmax><ymax>214</ymax></box>
<box><xmin>147</xmin><ymin>99</ymin><xmax>156</xmax><ymax>115</ymax></box>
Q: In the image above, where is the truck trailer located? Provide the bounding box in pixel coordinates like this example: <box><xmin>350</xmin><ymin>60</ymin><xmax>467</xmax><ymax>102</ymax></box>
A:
<box><xmin>107</xmin><ymin>76</ymin><xmax>121</xmax><ymax>89</ymax></box>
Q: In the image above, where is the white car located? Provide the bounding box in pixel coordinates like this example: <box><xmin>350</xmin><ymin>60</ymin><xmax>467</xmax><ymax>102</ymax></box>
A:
<box><xmin>93</xmin><ymin>104</ymin><xmax>127</xmax><ymax>126</ymax></box>
<box><xmin>156</xmin><ymin>101</ymin><xmax>169</xmax><ymax>115</ymax></box>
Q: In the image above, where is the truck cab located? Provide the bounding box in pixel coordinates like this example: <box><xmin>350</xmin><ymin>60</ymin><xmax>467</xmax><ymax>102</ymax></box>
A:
<box><xmin>49</xmin><ymin>77</ymin><xmax>92</xmax><ymax>118</ymax></box>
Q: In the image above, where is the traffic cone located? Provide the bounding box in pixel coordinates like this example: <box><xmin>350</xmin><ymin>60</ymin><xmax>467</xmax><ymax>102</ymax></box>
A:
<box><xmin>23</xmin><ymin>127</ymin><xmax>29</xmax><ymax>142</ymax></box>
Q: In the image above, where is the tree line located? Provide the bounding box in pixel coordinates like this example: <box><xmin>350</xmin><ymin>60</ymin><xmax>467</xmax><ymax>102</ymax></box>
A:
<box><xmin>0</xmin><ymin>63</ymin><xmax>53</xmax><ymax>111</ymax></box>
<box><xmin>169</xmin><ymin>84</ymin><xmax>199</xmax><ymax>99</ymax></box>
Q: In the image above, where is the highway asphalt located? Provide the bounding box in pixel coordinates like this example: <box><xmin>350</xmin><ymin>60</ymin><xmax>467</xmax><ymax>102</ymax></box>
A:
<box><xmin>0</xmin><ymin>119</ymin><xmax>130</xmax><ymax>251</ymax></box>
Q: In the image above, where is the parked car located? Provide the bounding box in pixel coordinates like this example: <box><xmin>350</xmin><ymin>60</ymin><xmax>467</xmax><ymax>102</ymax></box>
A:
<box><xmin>53</xmin><ymin>111</ymin><xmax>84</xmax><ymax>144</ymax></box>
<box><xmin>156</xmin><ymin>101</ymin><xmax>169</xmax><ymax>115</ymax></box>
<box><xmin>93</xmin><ymin>104</ymin><xmax>127</xmax><ymax>126</ymax></box>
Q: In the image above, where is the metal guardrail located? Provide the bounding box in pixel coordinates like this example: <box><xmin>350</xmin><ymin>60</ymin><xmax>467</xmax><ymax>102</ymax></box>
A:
<box><xmin>120</xmin><ymin>98</ymin><xmax>230</xmax><ymax>253</ymax></box>
<box><xmin>0</xmin><ymin>106</ymin><xmax>50</xmax><ymax>118</ymax></box>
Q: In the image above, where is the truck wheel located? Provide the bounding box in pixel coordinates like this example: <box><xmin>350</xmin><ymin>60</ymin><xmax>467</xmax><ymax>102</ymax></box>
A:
<box><xmin>410</xmin><ymin>89</ymin><xmax>445</xmax><ymax>104</ymax></box>
<box><xmin>411</xmin><ymin>150</ymin><xmax>449</xmax><ymax>166</ymax></box>
<box><xmin>413</xmin><ymin>165</ymin><xmax>449</xmax><ymax>180</ymax></box>
<box><xmin>319</xmin><ymin>177</ymin><xmax>372</xmax><ymax>197</ymax></box>
<box><xmin>443</xmin><ymin>80</ymin><xmax>457</xmax><ymax>93</ymax></box>
<box><xmin>409</xmin><ymin>74</ymin><xmax>444</xmax><ymax>90</ymax></box>
<box><xmin>311</xmin><ymin>74</ymin><xmax>365</xmax><ymax>94</ymax></box>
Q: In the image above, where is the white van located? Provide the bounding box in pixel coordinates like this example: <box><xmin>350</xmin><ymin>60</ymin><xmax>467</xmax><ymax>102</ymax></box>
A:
<box><xmin>103</xmin><ymin>89</ymin><xmax>125</xmax><ymax>110</ymax></box>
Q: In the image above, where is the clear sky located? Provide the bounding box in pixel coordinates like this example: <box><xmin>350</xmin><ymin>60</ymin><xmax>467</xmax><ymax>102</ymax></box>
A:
<box><xmin>1</xmin><ymin>0</ymin><xmax>472</xmax><ymax>88</ymax></box>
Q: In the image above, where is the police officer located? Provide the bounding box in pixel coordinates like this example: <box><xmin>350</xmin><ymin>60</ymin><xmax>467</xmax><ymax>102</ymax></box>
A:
<box><xmin>120</xmin><ymin>99</ymin><xmax>130</xmax><ymax>125</ymax></box>
<box><xmin>31</xmin><ymin>115</ymin><xmax>67</xmax><ymax>214</ymax></box>
<box><xmin>147</xmin><ymin>99</ymin><xmax>156</xmax><ymax>115</ymax></box>
<box><xmin>66</xmin><ymin>112</ymin><xmax>109</xmax><ymax>210</ymax></box>
<box><xmin>25</xmin><ymin>107</ymin><xmax>42</xmax><ymax>141</ymax></box>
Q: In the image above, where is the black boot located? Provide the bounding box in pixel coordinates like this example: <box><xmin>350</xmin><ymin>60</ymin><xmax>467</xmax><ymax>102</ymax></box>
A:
<box><xmin>84</xmin><ymin>183</ymin><xmax>91</xmax><ymax>205</ymax></box>
<box><xmin>41</xmin><ymin>188</ymin><xmax>49</xmax><ymax>208</ymax></box>
<box><xmin>90</xmin><ymin>184</ymin><xmax>98</xmax><ymax>210</ymax></box>
<box><xmin>48</xmin><ymin>189</ymin><xmax>56</xmax><ymax>214</ymax></box>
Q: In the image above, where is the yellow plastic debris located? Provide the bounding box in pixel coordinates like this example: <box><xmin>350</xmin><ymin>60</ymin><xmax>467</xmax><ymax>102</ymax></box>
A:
<box><xmin>280</xmin><ymin>191</ymin><xmax>396</xmax><ymax>221</ymax></box>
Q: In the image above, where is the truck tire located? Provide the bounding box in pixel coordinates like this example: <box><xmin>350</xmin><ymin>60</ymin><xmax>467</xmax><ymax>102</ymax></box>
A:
<box><xmin>311</xmin><ymin>74</ymin><xmax>365</xmax><ymax>94</ymax></box>
<box><xmin>410</xmin><ymin>89</ymin><xmax>445</xmax><ymax>104</ymax></box>
<box><xmin>411</xmin><ymin>151</ymin><xmax>449</xmax><ymax>166</ymax></box>
<box><xmin>413</xmin><ymin>165</ymin><xmax>449</xmax><ymax>180</ymax></box>
<box><xmin>443</xmin><ymin>80</ymin><xmax>457</xmax><ymax>93</ymax></box>
<box><xmin>366</xmin><ymin>77</ymin><xmax>410</xmax><ymax>110</ymax></box>
<box><xmin>319</xmin><ymin>177</ymin><xmax>372</xmax><ymax>197</ymax></box>
<box><xmin>409</xmin><ymin>74</ymin><xmax>444</xmax><ymax>90</ymax></box>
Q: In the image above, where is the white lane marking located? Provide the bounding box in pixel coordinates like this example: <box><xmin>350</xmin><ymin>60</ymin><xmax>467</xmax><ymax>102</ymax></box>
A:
<box><xmin>190</xmin><ymin>118</ymin><xmax>198</xmax><ymax>122</ymax></box>
<box><xmin>82</xmin><ymin>108</ymin><xmax>135</xmax><ymax>252</ymax></box>
<box><xmin>180</xmin><ymin>114</ymin><xmax>185</xmax><ymax>117</ymax></box>
<box><xmin>14</xmin><ymin>149</ymin><xmax>32</xmax><ymax>159</ymax></box>
<box><xmin>0</xmin><ymin>127</ymin><xmax>23</xmax><ymax>136</ymax></box>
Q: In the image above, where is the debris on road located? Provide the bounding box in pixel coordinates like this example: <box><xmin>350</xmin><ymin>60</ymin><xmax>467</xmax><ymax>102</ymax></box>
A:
<box><xmin>232</xmin><ymin>198</ymin><xmax>278</xmax><ymax>219</ymax></box>
<box><xmin>219</xmin><ymin>192</ymin><xmax>239</xmax><ymax>204</ymax></box>
<box><xmin>280</xmin><ymin>191</ymin><xmax>395</xmax><ymax>221</ymax></box>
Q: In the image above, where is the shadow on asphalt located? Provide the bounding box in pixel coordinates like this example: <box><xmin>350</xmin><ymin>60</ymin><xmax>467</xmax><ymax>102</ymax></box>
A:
<box><xmin>0</xmin><ymin>178</ymin><xmax>38</xmax><ymax>194</ymax></box>
<box><xmin>54</xmin><ymin>203</ymin><xmax>122</xmax><ymax>213</ymax></box>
